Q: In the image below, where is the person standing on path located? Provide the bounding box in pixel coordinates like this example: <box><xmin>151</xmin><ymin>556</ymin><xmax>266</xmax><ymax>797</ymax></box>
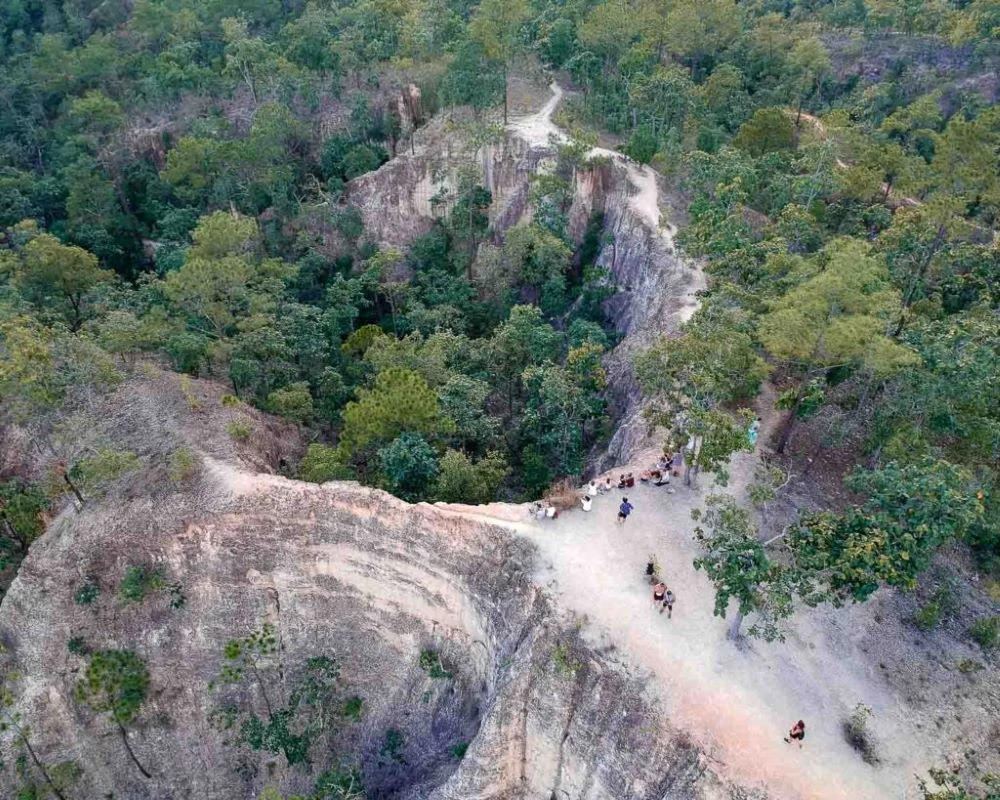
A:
<box><xmin>652</xmin><ymin>582</ymin><xmax>666</xmax><ymax>607</ymax></box>
<box><xmin>660</xmin><ymin>588</ymin><xmax>675</xmax><ymax>618</ymax></box>
<box><xmin>617</xmin><ymin>497</ymin><xmax>633</xmax><ymax>525</ymax></box>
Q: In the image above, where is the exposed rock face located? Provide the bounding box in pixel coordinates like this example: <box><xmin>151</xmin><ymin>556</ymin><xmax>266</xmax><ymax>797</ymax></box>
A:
<box><xmin>348</xmin><ymin>85</ymin><xmax>703</xmax><ymax>466</ymax></box>
<box><xmin>0</xmin><ymin>372</ymin><xmax>741</xmax><ymax>800</ymax></box>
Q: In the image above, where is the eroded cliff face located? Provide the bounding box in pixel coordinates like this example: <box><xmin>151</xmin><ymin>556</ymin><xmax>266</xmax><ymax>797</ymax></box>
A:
<box><xmin>348</xmin><ymin>85</ymin><xmax>703</xmax><ymax>465</ymax></box>
<box><xmin>0</xmin><ymin>372</ymin><xmax>739</xmax><ymax>800</ymax></box>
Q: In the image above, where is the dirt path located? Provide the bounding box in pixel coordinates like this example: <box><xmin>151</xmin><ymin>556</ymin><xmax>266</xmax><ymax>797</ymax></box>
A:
<box><xmin>504</xmin><ymin>440</ymin><xmax>938</xmax><ymax>799</ymax></box>
<box><xmin>510</xmin><ymin>82</ymin><xmax>704</xmax><ymax>324</ymax></box>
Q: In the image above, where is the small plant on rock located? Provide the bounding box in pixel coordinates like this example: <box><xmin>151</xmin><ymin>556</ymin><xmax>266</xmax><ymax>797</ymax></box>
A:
<box><xmin>118</xmin><ymin>565</ymin><xmax>164</xmax><ymax>604</ymax></box>
<box><xmin>843</xmin><ymin>703</ymin><xmax>878</xmax><ymax>764</ymax></box>
<box><xmin>74</xmin><ymin>581</ymin><xmax>99</xmax><ymax>606</ymax></box>
<box><xmin>167</xmin><ymin>447</ymin><xmax>197</xmax><ymax>483</ymax></box>
<box><xmin>418</xmin><ymin>649</ymin><xmax>451</xmax><ymax>679</ymax></box>
<box><xmin>226</xmin><ymin>418</ymin><xmax>254</xmax><ymax>443</ymax></box>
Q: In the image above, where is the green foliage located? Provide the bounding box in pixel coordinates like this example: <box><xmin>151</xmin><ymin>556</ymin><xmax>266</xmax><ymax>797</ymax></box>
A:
<box><xmin>69</xmin><ymin>449</ymin><xmax>141</xmax><ymax>496</ymax></box>
<box><xmin>168</xmin><ymin>447</ymin><xmax>198</xmax><ymax>483</ymax></box>
<box><xmin>379</xmin><ymin>728</ymin><xmax>405</xmax><ymax>763</ymax></box>
<box><xmin>0</xmin><ymin>480</ymin><xmax>48</xmax><ymax>572</ymax></box>
<box><xmin>298</xmin><ymin>444</ymin><xmax>353</xmax><ymax>483</ymax></box>
<box><xmin>969</xmin><ymin>617</ymin><xmax>1000</xmax><ymax>650</ymax></box>
<box><xmin>118</xmin><ymin>565</ymin><xmax>165</xmax><ymax>604</ymax></box>
<box><xmin>791</xmin><ymin>459</ymin><xmax>985</xmax><ymax>602</ymax></box>
<box><xmin>74</xmin><ymin>581</ymin><xmax>100</xmax><ymax>606</ymax></box>
<box><xmin>377</xmin><ymin>433</ymin><xmax>439</xmax><ymax>501</ymax></box>
<box><xmin>226</xmin><ymin>418</ymin><xmax>254</xmax><ymax>443</ymax></box>
<box><xmin>434</xmin><ymin>450</ymin><xmax>508</xmax><ymax>504</ymax></box>
<box><xmin>215</xmin><ymin>625</ymin><xmax>357</xmax><ymax>768</ymax></box>
<box><xmin>693</xmin><ymin>494</ymin><xmax>816</xmax><ymax>641</ymax></box>
<box><xmin>67</xmin><ymin>637</ymin><xmax>89</xmax><ymax>656</ymax></box>
<box><xmin>418</xmin><ymin>649</ymin><xmax>451</xmax><ymax>679</ymax></box>
<box><xmin>74</xmin><ymin>650</ymin><xmax>149</xmax><ymax>726</ymax></box>
<box><xmin>549</xmin><ymin>643</ymin><xmax>581</xmax><ymax>677</ymax></box>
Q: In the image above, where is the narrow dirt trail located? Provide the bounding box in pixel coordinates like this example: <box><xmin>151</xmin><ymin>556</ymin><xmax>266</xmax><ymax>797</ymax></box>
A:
<box><xmin>509</xmin><ymin>82</ymin><xmax>704</xmax><ymax>324</ymax></box>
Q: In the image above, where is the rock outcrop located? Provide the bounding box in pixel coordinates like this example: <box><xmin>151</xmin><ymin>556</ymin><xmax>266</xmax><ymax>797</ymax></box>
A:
<box><xmin>348</xmin><ymin>83</ymin><xmax>703</xmax><ymax>466</ymax></box>
<box><xmin>0</xmin><ymin>371</ymin><xmax>745</xmax><ymax>800</ymax></box>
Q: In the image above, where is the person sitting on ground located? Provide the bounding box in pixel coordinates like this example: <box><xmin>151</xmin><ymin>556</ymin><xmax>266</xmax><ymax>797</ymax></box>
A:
<box><xmin>617</xmin><ymin>473</ymin><xmax>627</xmax><ymax>489</ymax></box>
<box><xmin>587</xmin><ymin>480</ymin><xmax>599</xmax><ymax>497</ymax></box>
<box><xmin>545</xmin><ymin>505</ymin><xmax>557</xmax><ymax>519</ymax></box>
<box><xmin>625</xmin><ymin>473</ymin><xmax>635</xmax><ymax>488</ymax></box>
<box><xmin>784</xmin><ymin>720</ymin><xmax>805</xmax><ymax>747</ymax></box>
<box><xmin>660</xmin><ymin>588</ymin><xmax>675</xmax><ymax>618</ymax></box>
<box><xmin>581</xmin><ymin>495</ymin><xmax>592</xmax><ymax>512</ymax></box>
<box><xmin>533</xmin><ymin>503</ymin><xmax>546</xmax><ymax>520</ymax></box>
<box><xmin>639</xmin><ymin>470</ymin><xmax>653</xmax><ymax>482</ymax></box>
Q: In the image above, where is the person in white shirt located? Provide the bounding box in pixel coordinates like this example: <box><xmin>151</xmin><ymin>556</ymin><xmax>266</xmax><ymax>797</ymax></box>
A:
<box><xmin>581</xmin><ymin>495</ymin><xmax>592</xmax><ymax>511</ymax></box>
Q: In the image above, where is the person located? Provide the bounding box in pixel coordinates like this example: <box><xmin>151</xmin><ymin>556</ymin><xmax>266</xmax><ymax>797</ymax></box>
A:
<box><xmin>645</xmin><ymin>556</ymin><xmax>656</xmax><ymax>583</ymax></box>
<box><xmin>587</xmin><ymin>480</ymin><xmax>598</xmax><ymax>497</ymax></box>
<box><xmin>531</xmin><ymin>503</ymin><xmax>545</xmax><ymax>520</ymax></box>
<box><xmin>626</xmin><ymin>473</ymin><xmax>635</xmax><ymax>488</ymax></box>
<box><xmin>617</xmin><ymin>497</ymin><xmax>633</xmax><ymax>524</ymax></box>
<box><xmin>748</xmin><ymin>417</ymin><xmax>762</xmax><ymax>447</ymax></box>
<box><xmin>661</xmin><ymin>588</ymin><xmax>675</xmax><ymax>618</ymax></box>
<box><xmin>581</xmin><ymin>495</ymin><xmax>592</xmax><ymax>512</ymax></box>
<box><xmin>617</xmin><ymin>473</ymin><xmax>627</xmax><ymax>489</ymax></box>
<box><xmin>601</xmin><ymin>476</ymin><xmax>613</xmax><ymax>494</ymax></box>
<box><xmin>784</xmin><ymin>720</ymin><xmax>805</xmax><ymax>747</ymax></box>
<box><xmin>652</xmin><ymin>582</ymin><xmax>666</xmax><ymax>606</ymax></box>
<box><xmin>545</xmin><ymin>505</ymin><xmax>557</xmax><ymax>519</ymax></box>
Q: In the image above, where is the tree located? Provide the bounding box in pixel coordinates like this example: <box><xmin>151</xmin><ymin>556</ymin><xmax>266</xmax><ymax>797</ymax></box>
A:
<box><xmin>377</xmin><ymin>432</ymin><xmax>439</xmax><ymax>500</ymax></box>
<box><xmin>789</xmin><ymin>458</ymin><xmax>986</xmax><ymax>602</ymax></box>
<box><xmin>214</xmin><ymin>624</ymin><xmax>358</xmax><ymax>767</ymax></box>
<box><xmin>13</xmin><ymin>233</ymin><xmax>113</xmax><ymax>331</ymax></box>
<box><xmin>759</xmin><ymin>239</ymin><xmax>919</xmax><ymax>453</ymax></box>
<box><xmin>733</xmin><ymin>108</ymin><xmax>796</xmax><ymax>157</ymax></box>
<box><xmin>786</xmin><ymin>37</ymin><xmax>831</xmax><ymax>127</ymax></box>
<box><xmin>467</xmin><ymin>0</ymin><xmax>529</xmax><ymax>123</ymax></box>
<box><xmin>299</xmin><ymin>444</ymin><xmax>353</xmax><ymax>483</ymax></box>
<box><xmin>0</xmin><ymin>480</ymin><xmax>48</xmax><ymax>577</ymax></box>
<box><xmin>74</xmin><ymin>650</ymin><xmax>152</xmax><ymax>778</ymax></box>
<box><xmin>338</xmin><ymin>368</ymin><xmax>444</xmax><ymax>467</ymax></box>
<box><xmin>434</xmin><ymin>450</ymin><xmax>508</xmax><ymax>504</ymax></box>
<box><xmin>693</xmin><ymin>494</ymin><xmax>814</xmax><ymax>641</ymax></box>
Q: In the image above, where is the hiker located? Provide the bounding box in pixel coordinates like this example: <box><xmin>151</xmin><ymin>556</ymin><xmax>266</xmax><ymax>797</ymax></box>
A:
<box><xmin>617</xmin><ymin>473</ymin><xmax>627</xmax><ymax>488</ymax></box>
<box><xmin>645</xmin><ymin>556</ymin><xmax>656</xmax><ymax>583</ymax></box>
<box><xmin>784</xmin><ymin>720</ymin><xmax>805</xmax><ymax>747</ymax></box>
<box><xmin>652</xmin><ymin>581</ymin><xmax>666</xmax><ymax>606</ymax></box>
<box><xmin>597</xmin><ymin>476</ymin><xmax>611</xmax><ymax>494</ymax></box>
<box><xmin>604</xmin><ymin>476</ymin><xmax>613</xmax><ymax>493</ymax></box>
<box><xmin>531</xmin><ymin>503</ymin><xmax>545</xmax><ymax>520</ymax></box>
<box><xmin>625</xmin><ymin>473</ymin><xmax>635</xmax><ymax>487</ymax></box>
<box><xmin>748</xmin><ymin>417</ymin><xmax>762</xmax><ymax>447</ymax></box>
<box><xmin>587</xmin><ymin>480</ymin><xmax>599</xmax><ymax>497</ymax></box>
<box><xmin>581</xmin><ymin>495</ymin><xmax>592</xmax><ymax>512</ymax></box>
<box><xmin>545</xmin><ymin>505</ymin><xmax>557</xmax><ymax>519</ymax></box>
<box><xmin>617</xmin><ymin>497</ymin><xmax>633</xmax><ymax>524</ymax></box>
<box><xmin>660</xmin><ymin>588</ymin><xmax>675</xmax><ymax>618</ymax></box>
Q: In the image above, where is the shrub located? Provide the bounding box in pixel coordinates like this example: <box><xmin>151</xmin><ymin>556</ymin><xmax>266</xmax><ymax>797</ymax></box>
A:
<box><xmin>226</xmin><ymin>418</ymin><xmax>254</xmax><ymax>443</ymax></box>
<box><xmin>168</xmin><ymin>446</ymin><xmax>197</xmax><ymax>482</ymax></box>
<box><xmin>418</xmin><ymin>649</ymin><xmax>451</xmax><ymax>679</ymax></box>
<box><xmin>340</xmin><ymin>696</ymin><xmax>363</xmax><ymax>720</ymax></box>
<box><xmin>843</xmin><ymin>703</ymin><xmax>878</xmax><ymax>764</ymax></box>
<box><xmin>67</xmin><ymin>636</ymin><xmax>89</xmax><ymax>655</ymax></box>
<box><xmin>380</xmin><ymin>728</ymin><xmax>405</xmax><ymax>762</ymax></box>
<box><xmin>299</xmin><ymin>443</ymin><xmax>353</xmax><ymax>483</ymax></box>
<box><xmin>119</xmin><ymin>565</ymin><xmax>164</xmax><ymax>604</ymax></box>
<box><xmin>220</xmin><ymin>394</ymin><xmax>240</xmax><ymax>407</ymax></box>
<box><xmin>969</xmin><ymin>616</ymin><xmax>999</xmax><ymax>650</ymax></box>
<box><xmin>450</xmin><ymin>741</ymin><xmax>469</xmax><ymax>759</ymax></box>
<box><xmin>75</xmin><ymin>581</ymin><xmax>99</xmax><ymax>605</ymax></box>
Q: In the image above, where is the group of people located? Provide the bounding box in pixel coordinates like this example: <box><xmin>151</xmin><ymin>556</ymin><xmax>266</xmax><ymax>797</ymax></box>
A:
<box><xmin>645</xmin><ymin>557</ymin><xmax>676</xmax><ymax>618</ymax></box>
<box><xmin>578</xmin><ymin>478</ymin><xmax>634</xmax><ymax>522</ymax></box>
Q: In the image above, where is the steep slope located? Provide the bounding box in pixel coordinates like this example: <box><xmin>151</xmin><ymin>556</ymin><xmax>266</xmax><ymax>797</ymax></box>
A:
<box><xmin>0</xmin><ymin>370</ymin><xmax>744</xmax><ymax>800</ymax></box>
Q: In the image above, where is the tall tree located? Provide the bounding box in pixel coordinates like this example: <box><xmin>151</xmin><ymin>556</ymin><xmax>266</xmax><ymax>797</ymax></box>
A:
<box><xmin>467</xmin><ymin>0</ymin><xmax>529</xmax><ymax>123</ymax></box>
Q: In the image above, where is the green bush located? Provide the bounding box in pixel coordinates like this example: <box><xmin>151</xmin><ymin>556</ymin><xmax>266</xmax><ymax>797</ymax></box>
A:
<box><xmin>119</xmin><ymin>565</ymin><xmax>164</xmax><ymax>604</ymax></box>
<box><xmin>226</xmin><ymin>418</ymin><xmax>254</xmax><ymax>443</ymax></box>
<box><xmin>418</xmin><ymin>649</ymin><xmax>451</xmax><ymax>679</ymax></box>
<box><xmin>969</xmin><ymin>616</ymin><xmax>999</xmax><ymax>649</ymax></box>
<box><xmin>168</xmin><ymin>447</ymin><xmax>198</xmax><ymax>482</ymax></box>
<box><xmin>74</xmin><ymin>581</ymin><xmax>100</xmax><ymax>605</ymax></box>
<box><xmin>67</xmin><ymin>636</ymin><xmax>89</xmax><ymax>655</ymax></box>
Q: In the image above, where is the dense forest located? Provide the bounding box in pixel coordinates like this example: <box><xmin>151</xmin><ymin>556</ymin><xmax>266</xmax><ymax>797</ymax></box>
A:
<box><xmin>0</xmin><ymin>0</ymin><xmax>998</xmax><ymax>652</ymax></box>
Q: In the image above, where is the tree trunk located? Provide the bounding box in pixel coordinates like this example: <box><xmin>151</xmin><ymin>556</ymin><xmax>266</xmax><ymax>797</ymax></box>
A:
<box><xmin>775</xmin><ymin>390</ymin><xmax>802</xmax><ymax>455</ymax></box>
<box><xmin>502</xmin><ymin>63</ymin><xmax>509</xmax><ymax>125</ymax></box>
<box><xmin>118</xmin><ymin>723</ymin><xmax>152</xmax><ymax>779</ymax></box>
<box><xmin>15</xmin><ymin>728</ymin><xmax>68</xmax><ymax>800</ymax></box>
<box><xmin>727</xmin><ymin>610</ymin><xmax>744</xmax><ymax>641</ymax></box>
<box><xmin>62</xmin><ymin>471</ymin><xmax>85</xmax><ymax>507</ymax></box>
